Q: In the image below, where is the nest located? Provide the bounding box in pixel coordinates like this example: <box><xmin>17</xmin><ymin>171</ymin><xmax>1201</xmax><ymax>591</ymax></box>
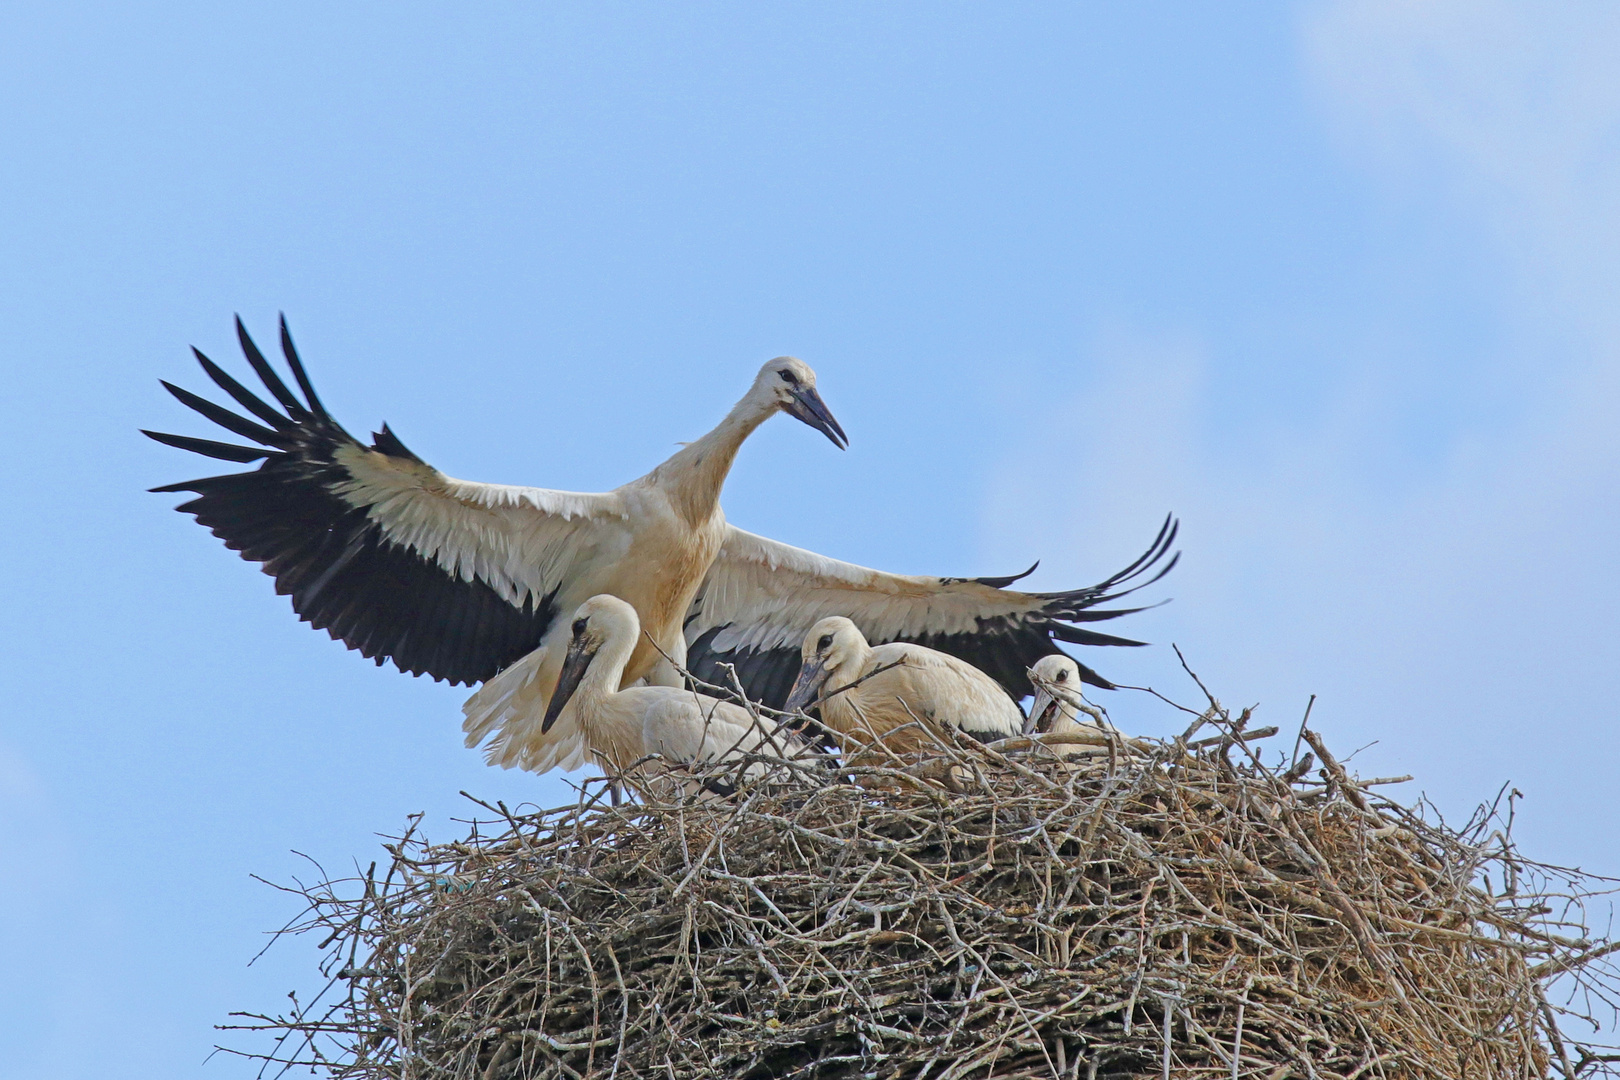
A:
<box><xmin>229</xmin><ymin>704</ymin><xmax>1620</xmax><ymax>1080</ymax></box>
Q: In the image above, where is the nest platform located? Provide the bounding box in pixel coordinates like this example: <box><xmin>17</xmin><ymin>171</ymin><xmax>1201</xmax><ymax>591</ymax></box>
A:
<box><xmin>232</xmin><ymin>709</ymin><xmax>1620</xmax><ymax>1080</ymax></box>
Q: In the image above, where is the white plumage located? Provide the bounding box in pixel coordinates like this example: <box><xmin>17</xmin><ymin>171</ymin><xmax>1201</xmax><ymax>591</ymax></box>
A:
<box><xmin>783</xmin><ymin>616</ymin><xmax>1024</xmax><ymax>759</ymax></box>
<box><xmin>371</xmin><ymin>359</ymin><xmax>844</xmax><ymax>772</ymax></box>
<box><xmin>539</xmin><ymin>595</ymin><xmax>806</xmax><ymax>795</ymax></box>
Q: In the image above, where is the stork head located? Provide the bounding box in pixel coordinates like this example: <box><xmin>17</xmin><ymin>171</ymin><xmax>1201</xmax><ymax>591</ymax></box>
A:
<box><xmin>755</xmin><ymin>357</ymin><xmax>847</xmax><ymax>450</ymax></box>
<box><xmin>541</xmin><ymin>595</ymin><xmax>640</xmax><ymax>734</ymax></box>
<box><xmin>1025</xmin><ymin>653</ymin><xmax>1087</xmax><ymax>735</ymax></box>
<box><xmin>783</xmin><ymin>616</ymin><xmax>868</xmax><ymax>712</ymax></box>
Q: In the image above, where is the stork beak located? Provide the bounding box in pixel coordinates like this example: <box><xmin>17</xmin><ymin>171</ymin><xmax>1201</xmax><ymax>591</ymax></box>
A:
<box><xmin>1025</xmin><ymin>689</ymin><xmax>1058</xmax><ymax>736</ymax></box>
<box><xmin>540</xmin><ymin>637</ymin><xmax>597</xmax><ymax>734</ymax></box>
<box><xmin>782</xmin><ymin>386</ymin><xmax>848</xmax><ymax>450</ymax></box>
<box><xmin>784</xmin><ymin>655</ymin><xmax>831</xmax><ymax>713</ymax></box>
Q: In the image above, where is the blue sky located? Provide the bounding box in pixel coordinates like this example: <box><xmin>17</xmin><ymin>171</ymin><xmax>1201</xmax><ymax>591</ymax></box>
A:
<box><xmin>3</xmin><ymin>3</ymin><xmax>1618</xmax><ymax>1076</ymax></box>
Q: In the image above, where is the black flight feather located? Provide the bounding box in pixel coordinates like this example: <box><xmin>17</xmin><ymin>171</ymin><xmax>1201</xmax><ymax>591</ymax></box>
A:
<box><xmin>972</xmin><ymin>561</ymin><xmax>1039</xmax><ymax>590</ymax></box>
<box><xmin>142</xmin><ymin>430</ymin><xmax>271</xmax><ymax>464</ymax></box>
<box><xmin>146</xmin><ymin>317</ymin><xmax>557</xmax><ymax>686</ymax></box>
<box><xmin>279</xmin><ymin>314</ymin><xmax>328</xmax><ymax>419</ymax></box>
<box><xmin>1048</xmin><ymin>624</ymin><xmax>1148</xmax><ymax>648</ymax></box>
<box><xmin>159</xmin><ymin>381</ymin><xmax>283</xmax><ymax>446</ymax></box>
<box><xmin>236</xmin><ymin>316</ymin><xmax>307</xmax><ymax>419</ymax></box>
<box><xmin>194</xmin><ymin>348</ymin><xmax>295</xmax><ymax>431</ymax></box>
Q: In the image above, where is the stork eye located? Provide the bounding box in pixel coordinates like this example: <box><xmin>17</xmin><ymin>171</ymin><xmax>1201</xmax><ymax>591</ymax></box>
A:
<box><xmin>1055</xmin><ymin>671</ymin><xmax>1068</xmax><ymax>682</ymax></box>
<box><xmin>778</xmin><ymin>368</ymin><xmax>800</xmax><ymax>386</ymax></box>
<box><xmin>572</xmin><ymin>618</ymin><xmax>588</xmax><ymax>636</ymax></box>
<box><xmin>817</xmin><ymin>634</ymin><xmax>834</xmax><ymax>652</ymax></box>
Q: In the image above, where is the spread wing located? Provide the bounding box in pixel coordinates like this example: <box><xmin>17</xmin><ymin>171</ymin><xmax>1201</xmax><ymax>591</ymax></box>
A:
<box><xmin>143</xmin><ymin>316</ymin><xmax>630</xmax><ymax>685</ymax></box>
<box><xmin>684</xmin><ymin>516</ymin><xmax>1178</xmax><ymax>707</ymax></box>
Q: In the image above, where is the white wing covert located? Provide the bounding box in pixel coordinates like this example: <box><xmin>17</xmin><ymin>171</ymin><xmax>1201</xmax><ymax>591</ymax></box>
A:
<box><xmin>685</xmin><ymin>520</ymin><xmax>1178</xmax><ymax>708</ymax></box>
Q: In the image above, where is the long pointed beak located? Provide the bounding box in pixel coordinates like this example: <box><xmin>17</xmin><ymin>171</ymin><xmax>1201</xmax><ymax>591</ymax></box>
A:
<box><xmin>784</xmin><ymin>655</ymin><xmax>831</xmax><ymax>713</ymax></box>
<box><xmin>1025</xmin><ymin>689</ymin><xmax>1058</xmax><ymax>735</ymax></box>
<box><xmin>540</xmin><ymin>639</ymin><xmax>597</xmax><ymax>734</ymax></box>
<box><xmin>782</xmin><ymin>386</ymin><xmax>848</xmax><ymax>450</ymax></box>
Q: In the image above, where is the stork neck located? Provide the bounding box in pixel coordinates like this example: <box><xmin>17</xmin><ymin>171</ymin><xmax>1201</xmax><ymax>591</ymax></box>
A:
<box><xmin>576</xmin><ymin>628</ymin><xmax>638</xmax><ymax>723</ymax></box>
<box><xmin>826</xmin><ymin>639</ymin><xmax>876</xmax><ymax>696</ymax></box>
<box><xmin>653</xmin><ymin>394</ymin><xmax>775</xmax><ymax>526</ymax></box>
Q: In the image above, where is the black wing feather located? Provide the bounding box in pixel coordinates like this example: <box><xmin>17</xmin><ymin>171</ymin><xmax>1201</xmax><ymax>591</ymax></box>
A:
<box><xmin>146</xmin><ymin>318</ymin><xmax>554</xmax><ymax>686</ymax></box>
<box><xmin>938</xmin><ymin>561</ymin><xmax>1039</xmax><ymax>589</ymax></box>
<box><xmin>194</xmin><ymin>348</ymin><xmax>295</xmax><ymax>431</ymax></box>
<box><xmin>687</xmin><ymin>628</ymin><xmax>802</xmax><ymax>715</ymax></box>
<box><xmin>973</xmin><ymin>561</ymin><xmax>1038</xmax><ymax>589</ymax></box>
<box><xmin>235</xmin><ymin>315</ymin><xmax>308</xmax><ymax>419</ymax></box>
<box><xmin>279</xmin><ymin>314</ymin><xmax>329</xmax><ymax>419</ymax></box>
<box><xmin>142</xmin><ymin>430</ymin><xmax>272</xmax><ymax>464</ymax></box>
<box><xmin>371</xmin><ymin>422</ymin><xmax>425</xmax><ymax>464</ymax></box>
<box><xmin>160</xmin><ymin>381</ymin><xmax>283</xmax><ymax>446</ymax></box>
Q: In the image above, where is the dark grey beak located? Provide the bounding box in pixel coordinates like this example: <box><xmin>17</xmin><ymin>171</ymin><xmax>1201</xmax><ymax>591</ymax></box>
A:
<box><xmin>1023</xmin><ymin>694</ymin><xmax>1057</xmax><ymax>736</ymax></box>
<box><xmin>782</xmin><ymin>386</ymin><xmax>848</xmax><ymax>450</ymax></box>
<box><xmin>541</xmin><ymin>636</ymin><xmax>597</xmax><ymax>734</ymax></box>
<box><xmin>784</xmin><ymin>655</ymin><xmax>831</xmax><ymax>713</ymax></box>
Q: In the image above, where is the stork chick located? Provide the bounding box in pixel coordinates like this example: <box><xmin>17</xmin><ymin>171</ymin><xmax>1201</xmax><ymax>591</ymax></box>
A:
<box><xmin>783</xmin><ymin>617</ymin><xmax>1022</xmax><ymax>760</ymax></box>
<box><xmin>542</xmin><ymin>595</ymin><xmax>806</xmax><ymax>796</ymax></box>
<box><xmin>1024</xmin><ymin>654</ymin><xmax>1113</xmax><ymax>736</ymax></box>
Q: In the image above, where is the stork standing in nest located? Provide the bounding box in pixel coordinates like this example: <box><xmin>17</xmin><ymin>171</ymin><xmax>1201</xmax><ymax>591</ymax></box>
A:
<box><xmin>783</xmin><ymin>616</ymin><xmax>1024</xmax><ymax>761</ymax></box>
<box><xmin>145</xmin><ymin>318</ymin><xmax>1177</xmax><ymax>775</ymax></box>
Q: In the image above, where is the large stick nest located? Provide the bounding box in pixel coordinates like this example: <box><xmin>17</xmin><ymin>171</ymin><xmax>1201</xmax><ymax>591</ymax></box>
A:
<box><xmin>231</xmin><ymin>704</ymin><xmax>1620</xmax><ymax>1079</ymax></box>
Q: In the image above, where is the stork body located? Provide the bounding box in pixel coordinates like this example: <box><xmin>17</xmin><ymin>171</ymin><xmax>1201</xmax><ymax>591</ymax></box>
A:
<box><xmin>784</xmin><ymin>617</ymin><xmax>1024</xmax><ymax>758</ymax></box>
<box><xmin>146</xmin><ymin>317</ymin><xmax>1176</xmax><ymax>776</ymax></box>
<box><xmin>452</xmin><ymin>401</ymin><xmax>813</xmax><ymax>771</ymax></box>
<box><xmin>1025</xmin><ymin>653</ymin><xmax>1112</xmax><ymax>736</ymax></box>
<box><xmin>541</xmin><ymin>595</ymin><xmax>804</xmax><ymax>793</ymax></box>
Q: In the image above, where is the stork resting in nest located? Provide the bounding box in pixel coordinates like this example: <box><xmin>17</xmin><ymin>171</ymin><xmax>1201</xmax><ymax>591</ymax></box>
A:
<box><xmin>540</xmin><ymin>595</ymin><xmax>810</xmax><ymax>800</ymax></box>
<box><xmin>1024</xmin><ymin>653</ymin><xmax>1113</xmax><ymax>736</ymax></box>
<box><xmin>783</xmin><ymin>616</ymin><xmax>1024</xmax><ymax>767</ymax></box>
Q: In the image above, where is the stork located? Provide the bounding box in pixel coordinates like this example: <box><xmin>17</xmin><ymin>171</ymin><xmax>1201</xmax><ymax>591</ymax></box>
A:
<box><xmin>782</xmin><ymin>616</ymin><xmax>1024</xmax><ymax>759</ymax></box>
<box><xmin>144</xmin><ymin>318</ymin><xmax>843</xmax><ymax>769</ymax></box>
<box><xmin>1024</xmin><ymin>653</ymin><xmax>1112</xmax><ymax>736</ymax></box>
<box><xmin>537</xmin><ymin>594</ymin><xmax>807</xmax><ymax>796</ymax></box>
<box><xmin>145</xmin><ymin>318</ymin><xmax>1176</xmax><ymax>773</ymax></box>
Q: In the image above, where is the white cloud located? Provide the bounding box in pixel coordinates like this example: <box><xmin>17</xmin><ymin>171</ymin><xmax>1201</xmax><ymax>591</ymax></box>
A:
<box><xmin>1306</xmin><ymin>0</ymin><xmax>1620</xmax><ymax>348</ymax></box>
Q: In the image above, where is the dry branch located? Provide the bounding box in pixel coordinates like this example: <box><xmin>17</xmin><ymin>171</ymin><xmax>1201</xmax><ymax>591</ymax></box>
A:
<box><xmin>224</xmin><ymin>714</ymin><xmax>1620</xmax><ymax>1080</ymax></box>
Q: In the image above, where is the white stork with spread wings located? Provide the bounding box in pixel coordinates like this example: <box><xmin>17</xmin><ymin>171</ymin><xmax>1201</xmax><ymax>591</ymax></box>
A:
<box><xmin>145</xmin><ymin>318</ymin><xmax>1176</xmax><ymax>773</ymax></box>
<box><xmin>145</xmin><ymin>317</ymin><xmax>844</xmax><ymax>768</ymax></box>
